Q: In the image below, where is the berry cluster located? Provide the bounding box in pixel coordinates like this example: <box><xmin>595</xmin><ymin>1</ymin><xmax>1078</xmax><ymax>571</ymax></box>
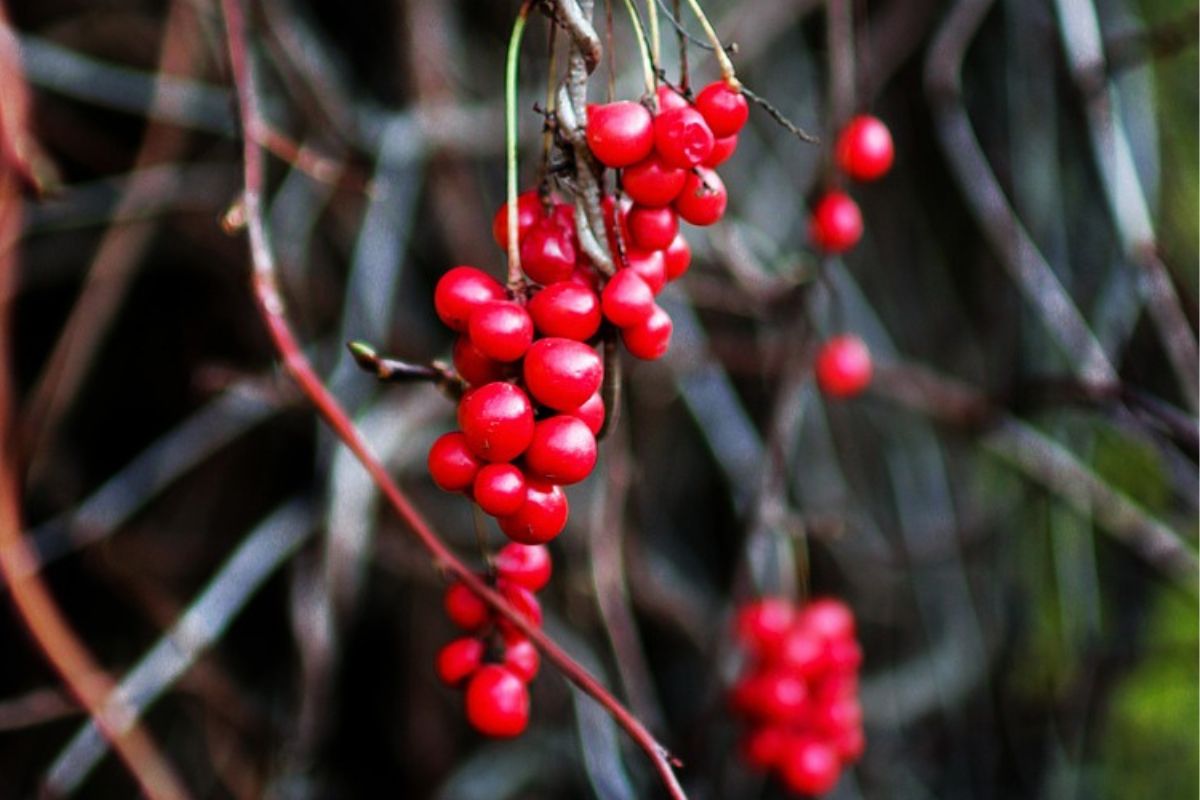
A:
<box><xmin>730</xmin><ymin>597</ymin><xmax>864</xmax><ymax>797</ymax></box>
<box><xmin>436</xmin><ymin>543</ymin><xmax>552</xmax><ymax>737</ymax></box>
<box><xmin>808</xmin><ymin>115</ymin><xmax>893</xmax><ymax>255</ymax></box>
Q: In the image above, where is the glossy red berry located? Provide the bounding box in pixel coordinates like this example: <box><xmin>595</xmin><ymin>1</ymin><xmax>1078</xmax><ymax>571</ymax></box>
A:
<box><xmin>427</xmin><ymin>432</ymin><xmax>482</xmax><ymax>492</ymax></box>
<box><xmin>735</xmin><ymin>598</ymin><xmax>796</xmax><ymax>655</ymax></box>
<box><xmin>457</xmin><ymin>382</ymin><xmax>535</xmax><ymax>462</ymax></box>
<box><xmin>491</xmin><ymin>191</ymin><xmax>542</xmax><ymax>249</ymax></box>
<box><xmin>434</xmin><ymin>266</ymin><xmax>506</xmax><ymax>331</ymax></box>
<box><xmin>444</xmin><ymin>581</ymin><xmax>489</xmax><ymax>630</ymax></box>
<box><xmin>436</xmin><ymin>637</ymin><xmax>484</xmax><ymax>686</ymax></box>
<box><xmin>809</xmin><ymin>191</ymin><xmax>863</xmax><ymax>253</ymax></box>
<box><xmin>473</xmin><ymin>463</ymin><xmax>528</xmax><ymax>517</ymax></box>
<box><xmin>467</xmin><ymin>300</ymin><xmax>534</xmax><ymax>362</ymax></box>
<box><xmin>734</xmin><ymin>670</ymin><xmax>808</xmax><ymax>721</ymax></box>
<box><xmin>620</xmin><ymin>304</ymin><xmax>673</xmax><ymax>360</ymax></box>
<box><xmin>453</xmin><ymin>336</ymin><xmax>508</xmax><ymax>386</ymax></box>
<box><xmin>567</xmin><ymin>391</ymin><xmax>606</xmax><ymax>436</ymax></box>
<box><xmin>779</xmin><ymin>627</ymin><xmax>827</xmax><ymax>677</ymax></box>
<box><xmin>586</xmin><ymin>101</ymin><xmax>655</xmax><ymax>167</ymax></box>
<box><xmin>465</xmin><ymin>665</ymin><xmax>530</xmax><ymax>738</ymax></box>
<box><xmin>814</xmin><ymin>336</ymin><xmax>872</xmax><ymax>399</ymax></box>
<box><xmin>654</xmin><ymin>106</ymin><xmax>716</xmax><ymax>169</ymax></box>
<box><xmin>780</xmin><ymin>738</ymin><xmax>841</xmax><ymax>796</ymax></box>
<box><xmin>627</xmin><ymin>205</ymin><xmax>679</xmax><ymax>251</ymax></box>
<box><xmin>522</xmin><ymin>338</ymin><xmax>604</xmax><ymax>411</ymax></box>
<box><xmin>623</xmin><ymin>249</ymin><xmax>667</xmax><ymax>295</ymax></box>
<box><xmin>622</xmin><ymin>153</ymin><xmax>687</xmax><ymax>207</ymax></box>
<box><xmin>502</xmin><ymin>635</ymin><xmax>541</xmax><ymax>682</ymax></box>
<box><xmin>525</xmin><ymin>415</ymin><xmax>597</xmax><ymax>485</ymax></box>
<box><xmin>801</xmin><ymin>598</ymin><xmax>857</xmax><ymax>641</ymax></box>
<box><xmin>741</xmin><ymin>725</ymin><xmax>789</xmax><ymax>771</ymax></box>
<box><xmin>656</xmin><ymin>85</ymin><xmax>690</xmax><ymax>113</ymax></box>
<box><xmin>704</xmin><ymin>134</ymin><xmax>738</xmax><ymax>167</ymax></box>
<box><xmin>498</xmin><ymin>479</ymin><xmax>569</xmax><ymax>544</ymax></box>
<box><xmin>493</xmin><ymin>543</ymin><xmax>552</xmax><ymax>592</ymax></box>
<box><xmin>528</xmin><ymin>281</ymin><xmax>602</xmax><ymax>341</ymax></box>
<box><xmin>663</xmin><ymin>233</ymin><xmax>692</xmax><ymax>281</ymax></box>
<box><xmin>675</xmin><ymin>167</ymin><xmax>727</xmax><ymax>226</ymax></box>
<box><xmin>520</xmin><ymin>218</ymin><xmax>577</xmax><ymax>285</ymax></box>
<box><xmin>601</xmin><ymin>269</ymin><xmax>655</xmax><ymax>327</ymax></box>
<box><xmin>694</xmin><ymin>80</ymin><xmax>749</xmax><ymax>137</ymax></box>
<box><xmin>836</xmin><ymin>115</ymin><xmax>894</xmax><ymax>181</ymax></box>
<box><xmin>498</xmin><ymin>581</ymin><xmax>544</xmax><ymax>629</ymax></box>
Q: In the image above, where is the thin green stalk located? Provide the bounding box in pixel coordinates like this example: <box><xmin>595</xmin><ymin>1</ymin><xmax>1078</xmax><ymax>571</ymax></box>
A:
<box><xmin>647</xmin><ymin>0</ymin><xmax>661</xmax><ymax>66</ymax></box>
<box><xmin>681</xmin><ymin>0</ymin><xmax>738</xmax><ymax>86</ymax></box>
<box><xmin>620</xmin><ymin>0</ymin><xmax>657</xmax><ymax>100</ymax></box>
<box><xmin>506</xmin><ymin>2</ymin><xmax>533</xmax><ymax>293</ymax></box>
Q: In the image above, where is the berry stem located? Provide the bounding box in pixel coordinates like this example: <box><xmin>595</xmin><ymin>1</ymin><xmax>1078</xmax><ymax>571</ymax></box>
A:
<box><xmin>620</xmin><ymin>0</ymin><xmax>658</xmax><ymax>101</ymax></box>
<box><xmin>505</xmin><ymin>2</ymin><xmax>533</xmax><ymax>295</ymax></box>
<box><xmin>646</xmin><ymin>0</ymin><xmax>661</xmax><ymax>67</ymax></box>
<box><xmin>825</xmin><ymin>0</ymin><xmax>856</xmax><ymax>139</ymax></box>
<box><xmin>681</xmin><ymin>0</ymin><xmax>739</xmax><ymax>88</ymax></box>
<box><xmin>672</xmin><ymin>0</ymin><xmax>689</xmax><ymax>91</ymax></box>
<box><xmin>346</xmin><ymin>341</ymin><xmax>465</xmax><ymax>397</ymax></box>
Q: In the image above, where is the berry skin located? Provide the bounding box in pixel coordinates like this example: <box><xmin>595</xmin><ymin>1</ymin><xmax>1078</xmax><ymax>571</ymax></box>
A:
<box><xmin>735</xmin><ymin>598</ymin><xmax>797</xmax><ymax>655</ymax></box>
<box><xmin>586</xmin><ymin>101</ymin><xmax>655</xmax><ymax>167</ymax></box>
<box><xmin>741</xmin><ymin>725</ymin><xmax>790</xmax><ymax>771</ymax></box>
<box><xmin>663</xmin><ymin>233</ymin><xmax>692</xmax><ymax>281</ymax></box>
<box><xmin>434</xmin><ymin>266</ymin><xmax>506</xmax><ymax>331</ymax></box>
<box><xmin>520</xmin><ymin>218</ymin><xmax>577</xmax><ymax>285</ymax></box>
<box><xmin>473</xmin><ymin>463</ymin><xmax>528</xmax><ymax>517</ymax></box>
<box><xmin>675</xmin><ymin>167</ymin><xmax>728</xmax><ymax>226</ymax></box>
<box><xmin>620</xmin><ymin>304</ymin><xmax>673</xmax><ymax>360</ymax></box>
<box><xmin>457</xmin><ymin>382</ymin><xmax>535</xmax><ymax>462</ymax></box>
<box><xmin>502</xmin><ymin>635</ymin><xmax>541</xmax><ymax>682</ymax></box>
<box><xmin>734</xmin><ymin>670</ymin><xmax>808</xmax><ymax>721</ymax></box>
<box><xmin>656</xmin><ymin>85</ymin><xmax>690</xmax><ymax>113</ymax></box>
<box><xmin>809</xmin><ymin>192</ymin><xmax>863</xmax><ymax>253</ymax></box>
<box><xmin>444</xmin><ymin>581</ymin><xmax>489</xmax><ymax>630</ymax></box>
<box><xmin>525</xmin><ymin>415</ymin><xmax>598</xmax><ymax>485</ymax></box>
<box><xmin>835</xmin><ymin>115</ymin><xmax>894</xmax><ymax>181</ymax></box>
<box><xmin>498</xmin><ymin>581</ymin><xmax>544</xmax><ymax>629</ymax></box>
<box><xmin>780</xmin><ymin>738</ymin><xmax>841</xmax><ymax>797</ymax></box>
<box><xmin>801</xmin><ymin>598</ymin><xmax>857</xmax><ymax>641</ymax></box>
<box><xmin>601</xmin><ymin>269</ymin><xmax>655</xmax><ymax>327</ymax></box>
<box><xmin>567</xmin><ymin>391</ymin><xmax>606</xmax><ymax>436</ymax></box>
<box><xmin>427</xmin><ymin>432</ymin><xmax>482</xmax><ymax>492</ymax></box>
<box><xmin>468</xmin><ymin>300</ymin><xmax>534</xmax><ymax>362</ymax></box>
<box><xmin>453</xmin><ymin>336</ymin><xmax>508</xmax><ymax>386</ymax></box>
<box><xmin>465</xmin><ymin>665</ymin><xmax>530</xmax><ymax>738</ymax></box>
<box><xmin>494</xmin><ymin>543</ymin><xmax>552</xmax><ymax>592</ymax></box>
<box><xmin>625</xmin><ymin>249</ymin><xmax>667</xmax><ymax>295</ymax></box>
<box><xmin>704</xmin><ymin>134</ymin><xmax>738</xmax><ymax>167</ymax></box>
<box><xmin>814</xmin><ymin>336</ymin><xmax>872</xmax><ymax>399</ymax></box>
<box><xmin>654</xmin><ymin>106</ymin><xmax>716</xmax><ymax>169</ymax></box>
<box><xmin>779</xmin><ymin>627</ymin><xmax>827</xmax><ymax>677</ymax></box>
<box><xmin>622</xmin><ymin>153</ymin><xmax>687</xmax><ymax>207</ymax></box>
<box><xmin>436</xmin><ymin>637</ymin><xmax>485</xmax><ymax>687</ymax></box>
<box><xmin>491</xmin><ymin>191</ymin><xmax>542</xmax><ymax>249</ymax></box>
<box><xmin>627</xmin><ymin>205</ymin><xmax>679</xmax><ymax>251</ymax></box>
<box><xmin>522</xmin><ymin>338</ymin><xmax>604</xmax><ymax>411</ymax></box>
<box><xmin>694</xmin><ymin>80</ymin><xmax>749</xmax><ymax>137</ymax></box>
<box><xmin>498</xmin><ymin>480</ymin><xmax>569</xmax><ymax>544</ymax></box>
<box><xmin>528</xmin><ymin>281</ymin><xmax>602</xmax><ymax>341</ymax></box>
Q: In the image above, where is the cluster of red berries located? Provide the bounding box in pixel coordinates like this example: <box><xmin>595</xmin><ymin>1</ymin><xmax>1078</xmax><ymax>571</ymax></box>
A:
<box><xmin>730</xmin><ymin>597</ymin><xmax>864</xmax><ymax>797</ymax></box>
<box><xmin>808</xmin><ymin>115</ymin><xmax>893</xmax><ymax>255</ymax></box>
<box><xmin>436</xmin><ymin>543</ymin><xmax>552</xmax><ymax>737</ymax></box>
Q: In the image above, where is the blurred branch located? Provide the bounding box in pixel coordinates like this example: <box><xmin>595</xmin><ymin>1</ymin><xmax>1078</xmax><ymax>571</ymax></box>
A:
<box><xmin>0</xmin><ymin>688</ymin><xmax>79</xmax><ymax>731</ymax></box>
<box><xmin>1104</xmin><ymin>9</ymin><xmax>1199</xmax><ymax>73</ymax></box>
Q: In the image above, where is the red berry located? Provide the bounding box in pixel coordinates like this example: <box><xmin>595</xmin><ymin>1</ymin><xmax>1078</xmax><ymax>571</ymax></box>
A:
<box><xmin>675</xmin><ymin>167</ymin><xmax>727</xmax><ymax>226</ymax></box>
<box><xmin>567</xmin><ymin>391</ymin><xmax>606</xmax><ymax>436</ymax></box>
<box><xmin>741</xmin><ymin>725</ymin><xmax>789</xmax><ymax>771</ymax></box>
<box><xmin>502</xmin><ymin>635</ymin><xmax>541</xmax><ymax>682</ymax></box>
<box><xmin>453</xmin><ymin>336</ymin><xmax>508</xmax><ymax>386</ymax></box>
<box><xmin>809</xmin><ymin>191</ymin><xmax>862</xmax><ymax>253</ymax></box>
<box><xmin>624</xmin><ymin>249</ymin><xmax>667</xmax><ymax>295</ymax></box>
<box><xmin>468</xmin><ymin>300</ymin><xmax>534</xmax><ymax>362</ymax></box>
<box><xmin>436</xmin><ymin>637</ymin><xmax>484</xmax><ymax>686</ymax></box>
<box><xmin>802</xmin><ymin>598</ymin><xmax>857</xmax><ymax>641</ymax></box>
<box><xmin>663</xmin><ymin>233</ymin><xmax>692</xmax><ymax>281</ymax></box>
<box><xmin>458</xmin><ymin>382</ymin><xmax>535</xmax><ymax>462</ymax></box>
<box><xmin>525</xmin><ymin>415</ymin><xmax>597</xmax><ymax>485</ymax></box>
<box><xmin>620</xmin><ymin>304</ymin><xmax>673</xmax><ymax>360</ymax></box>
<box><xmin>814</xmin><ymin>697</ymin><xmax>863</xmax><ymax>737</ymax></box>
<box><xmin>734</xmin><ymin>670</ymin><xmax>808</xmax><ymax>721</ymax></box>
<box><xmin>779</xmin><ymin>627</ymin><xmax>827</xmax><ymax>677</ymax></box>
<box><xmin>465</xmin><ymin>665</ymin><xmax>530</xmax><ymax>738</ymax></box>
<box><xmin>473</xmin><ymin>463</ymin><xmax>528</xmax><ymax>517</ymax></box>
<box><xmin>780</xmin><ymin>738</ymin><xmax>841</xmax><ymax>796</ymax></box>
<box><xmin>498</xmin><ymin>581</ymin><xmax>544</xmax><ymax>629</ymax></box>
<box><xmin>601</xmin><ymin>269</ymin><xmax>655</xmax><ymax>327</ymax></box>
<box><xmin>494</xmin><ymin>543</ymin><xmax>552</xmax><ymax>592</ymax></box>
<box><xmin>656</xmin><ymin>85</ymin><xmax>690</xmax><ymax>113</ymax></box>
<box><xmin>627</xmin><ymin>205</ymin><xmax>679</xmax><ymax>251</ymax></box>
<box><xmin>491</xmin><ymin>191</ymin><xmax>543</xmax><ymax>249</ymax></box>
<box><xmin>528</xmin><ymin>282</ymin><xmax>602</xmax><ymax>341</ymax></box>
<box><xmin>654</xmin><ymin>106</ymin><xmax>716</xmax><ymax>169</ymax></box>
<box><xmin>498</xmin><ymin>480</ymin><xmax>569</xmax><ymax>544</ymax></box>
<box><xmin>520</xmin><ymin>218</ymin><xmax>577</xmax><ymax>285</ymax></box>
<box><xmin>833</xmin><ymin>725</ymin><xmax>866</xmax><ymax>763</ymax></box>
<box><xmin>827</xmin><ymin>638</ymin><xmax>863</xmax><ymax>672</ymax></box>
<box><xmin>622</xmin><ymin>153</ymin><xmax>687</xmax><ymax>207</ymax></box>
<box><xmin>694</xmin><ymin>81</ymin><xmax>749</xmax><ymax>137</ymax></box>
<box><xmin>814</xmin><ymin>336</ymin><xmax>872</xmax><ymax>399</ymax></box>
<box><xmin>586</xmin><ymin>101</ymin><xmax>655</xmax><ymax>167</ymax></box>
<box><xmin>836</xmin><ymin>115</ymin><xmax>894</xmax><ymax>181</ymax></box>
<box><xmin>735</xmin><ymin>598</ymin><xmax>796</xmax><ymax>654</ymax></box>
<box><xmin>427</xmin><ymin>432</ymin><xmax>482</xmax><ymax>492</ymax></box>
<box><xmin>444</xmin><ymin>581</ymin><xmax>489</xmax><ymax>630</ymax></box>
<box><xmin>704</xmin><ymin>134</ymin><xmax>738</xmax><ymax>167</ymax></box>
<box><xmin>522</xmin><ymin>338</ymin><xmax>604</xmax><ymax>411</ymax></box>
<box><xmin>434</xmin><ymin>266</ymin><xmax>505</xmax><ymax>331</ymax></box>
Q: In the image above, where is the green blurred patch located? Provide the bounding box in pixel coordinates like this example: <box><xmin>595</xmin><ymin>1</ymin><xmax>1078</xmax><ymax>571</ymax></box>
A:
<box><xmin>1090</xmin><ymin>426</ymin><xmax>1169</xmax><ymax>513</ymax></box>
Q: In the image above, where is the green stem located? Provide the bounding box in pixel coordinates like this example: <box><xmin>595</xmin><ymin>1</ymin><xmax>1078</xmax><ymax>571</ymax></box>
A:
<box><xmin>647</xmin><ymin>0</ymin><xmax>660</xmax><ymax>66</ymax></box>
<box><xmin>681</xmin><ymin>0</ymin><xmax>738</xmax><ymax>87</ymax></box>
<box><xmin>506</xmin><ymin>2</ymin><xmax>533</xmax><ymax>293</ymax></box>
<box><xmin>621</xmin><ymin>0</ymin><xmax>658</xmax><ymax>100</ymax></box>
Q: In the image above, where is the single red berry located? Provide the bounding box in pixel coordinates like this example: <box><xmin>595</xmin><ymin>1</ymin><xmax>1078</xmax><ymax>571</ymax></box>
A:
<box><xmin>495</xmin><ymin>581</ymin><xmax>543</xmax><ymax>641</ymax></box>
<box><xmin>704</xmin><ymin>134</ymin><xmax>738</xmax><ymax>167</ymax></box>
<box><xmin>735</xmin><ymin>598</ymin><xmax>797</xmax><ymax>654</ymax></box>
<box><xmin>491</xmin><ymin>191</ymin><xmax>543</xmax><ymax>249</ymax></box>
<box><xmin>620</xmin><ymin>304</ymin><xmax>673</xmax><ymax>360</ymax></box>
<box><xmin>656</xmin><ymin>85</ymin><xmax>690</xmax><ymax>113</ymax></box>
<box><xmin>732</xmin><ymin>670</ymin><xmax>808</xmax><ymax>721</ymax></box>
<box><xmin>520</xmin><ymin>218</ymin><xmax>577</xmax><ymax>285</ymax></box>
<box><xmin>493</xmin><ymin>543</ymin><xmax>552</xmax><ymax>592</ymax></box>
<box><xmin>473</xmin><ymin>463</ymin><xmax>528</xmax><ymax>517</ymax></box>
<box><xmin>601</xmin><ymin>269</ymin><xmax>655</xmax><ymax>327</ymax></box>
<box><xmin>836</xmin><ymin>114</ymin><xmax>894</xmax><ymax>181</ymax></box>
<box><xmin>654</xmin><ymin>106</ymin><xmax>716</xmax><ymax>169</ymax></box>
<box><xmin>498</xmin><ymin>480</ymin><xmax>569</xmax><ymax>544</ymax></box>
<box><xmin>444</xmin><ymin>581</ymin><xmax>489</xmax><ymax>630</ymax></box>
<box><xmin>502</xmin><ymin>635</ymin><xmax>541</xmax><ymax>682</ymax></box>
<box><xmin>780</xmin><ymin>738</ymin><xmax>841</xmax><ymax>797</ymax></box>
<box><xmin>814</xmin><ymin>697</ymin><xmax>863</xmax><ymax>737</ymax></box>
<box><xmin>802</xmin><ymin>598</ymin><xmax>857</xmax><ymax>641</ymax></box>
<box><xmin>623</xmin><ymin>249</ymin><xmax>667</xmax><ymax>295</ymax></box>
<box><xmin>528</xmin><ymin>282</ymin><xmax>602</xmax><ymax>341</ymax></box>
<box><xmin>627</xmin><ymin>205</ymin><xmax>679</xmax><ymax>251</ymax></box>
<box><xmin>663</xmin><ymin>232</ymin><xmax>692</xmax><ymax>281</ymax></box>
<box><xmin>779</xmin><ymin>627</ymin><xmax>827</xmax><ymax>677</ymax></box>
<box><xmin>427</xmin><ymin>432</ymin><xmax>482</xmax><ymax>492</ymax></box>
<box><xmin>586</xmin><ymin>101</ymin><xmax>655</xmax><ymax>167</ymax></box>
<box><xmin>675</xmin><ymin>167</ymin><xmax>727</xmax><ymax>226</ymax></box>
<box><xmin>567</xmin><ymin>391</ymin><xmax>606</xmax><ymax>436</ymax></box>
<box><xmin>467</xmin><ymin>300</ymin><xmax>534</xmax><ymax>363</ymax></box>
<box><xmin>465</xmin><ymin>665</ymin><xmax>530</xmax><ymax>738</ymax></box>
<box><xmin>525</xmin><ymin>415</ymin><xmax>598</xmax><ymax>485</ymax></box>
<box><xmin>814</xmin><ymin>337</ymin><xmax>872</xmax><ymax>399</ymax></box>
<box><xmin>622</xmin><ymin>153</ymin><xmax>687</xmax><ymax>207</ymax></box>
<box><xmin>436</xmin><ymin>637</ymin><xmax>485</xmax><ymax>686</ymax></box>
<box><xmin>741</xmin><ymin>725</ymin><xmax>790</xmax><ymax>771</ymax></box>
<box><xmin>522</xmin><ymin>338</ymin><xmax>604</xmax><ymax>411</ymax></box>
<box><xmin>694</xmin><ymin>80</ymin><xmax>749</xmax><ymax>137</ymax></box>
<box><xmin>809</xmin><ymin>191</ymin><xmax>863</xmax><ymax>253</ymax></box>
<box><xmin>457</xmin><ymin>382</ymin><xmax>535</xmax><ymax>462</ymax></box>
<box><xmin>434</xmin><ymin>266</ymin><xmax>506</xmax><ymax>331</ymax></box>
<box><xmin>453</xmin><ymin>336</ymin><xmax>508</xmax><ymax>386</ymax></box>
<box><xmin>826</xmin><ymin>638</ymin><xmax>863</xmax><ymax>672</ymax></box>
<box><xmin>833</xmin><ymin>725</ymin><xmax>866</xmax><ymax>763</ymax></box>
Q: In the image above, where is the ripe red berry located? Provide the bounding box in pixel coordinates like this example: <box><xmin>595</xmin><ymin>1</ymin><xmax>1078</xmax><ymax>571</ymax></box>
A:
<box><xmin>827</xmin><ymin>638</ymin><xmax>863</xmax><ymax>672</ymax></box>
<box><xmin>473</xmin><ymin>463</ymin><xmax>528</xmax><ymax>517</ymax></box>
<box><xmin>522</xmin><ymin>338</ymin><xmax>604</xmax><ymax>411</ymax></box>
<box><xmin>601</xmin><ymin>269</ymin><xmax>655</xmax><ymax>327</ymax></box>
<box><xmin>741</xmin><ymin>725</ymin><xmax>789</xmax><ymax>771</ymax></box>
<box><xmin>465</xmin><ymin>665</ymin><xmax>530</xmax><ymax>738</ymax></box>
<box><xmin>809</xmin><ymin>191</ymin><xmax>863</xmax><ymax>253</ymax></box>
<box><xmin>780</xmin><ymin>738</ymin><xmax>841</xmax><ymax>796</ymax></box>
<box><xmin>444</xmin><ymin>581</ymin><xmax>489</xmax><ymax>630</ymax></box>
<box><xmin>520</xmin><ymin>218</ymin><xmax>577</xmax><ymax>285</ymax></box>
<box><xmin>663</xmin><ymin>233</ymin><xmax>692</xmax><ymax>281</ymax></box>
<box><xmin>675</xmin><ymin>167</ymin><xmax>728</xmax><ymax>226</ymax></box>
<box><xmin>704</xmin><ymin>134</ymin><xmax>738</xmax><ymax>167</ymax></box>
<box><xmin>833</xmin><ymin>725</ymin><xmax>866</xmax><ymax>762</ymax></box>
<box><xmin>814</xmin><ymin>336</ymin><xmax>872</xmax><ymax>399</ymax></box>
<box><xmin>586</xmin><ymin>101</ymin><xmax>655</xmax><ymax>167</ymax></box>
<box><xmin>528</xmin><ymin>281</ymin><xmax>602</xmax><ymax>341</ymax></box>
<box><xmin>654</xmin><ymin>106</ymin><xmax>716</xmax><ymax>169</ymax></box>
<box><xmin>626</xmin><ymin>205</ymin><xmax>679</xmax><ymax>251</ymax></box>
<box><xmin>498</xmin><ymin>480</ymin><xmax>569</xmax><ymax>544</ymax></box>
<box><xmin>498</xmin><ymin>581</ymin><xmax>544</xmax><ymax>629</ymax></box>
<box><xmin>835</xmin><ymin>114</ymin><xmax>894</xmax><ymax>181</ymax></box>
<box><xmin>624</xmin><ymin>249</ymin><xmax>667</xmax><ymax>295</ymax></box>
<box><xmin>567</xmin><ymin>391</ymin><xmax>606</xmax><ymax>436</ymax></box>
<box><xmin>457</xmin><ymin>382</ymin><xmax>535</xmax><ymax>462</ymax></box>
<box><xmin>427</xmin><ymin>432</ymin><xmax>482</xmax><ymax>492</ymax></box>
<box><xmin>620</xmin><ymin>304</ymin><xmax>673</xmax><ymax>360</ymax></box>
<box><xmin>502</xmin><ymin>635</ymin><xmax>540</xmax><ymax>682</ymax></box>
<box><xmin>494</xmin><ymin>543</ymin><xmax>552</xmax><ymax>592</ymax></box>
<box><xmin>802</xmin><ymin>598</ymin><xmax>858</xmax><ymax>641</ymax></box>
<box><xmin>491</xmin><ymin>191</ymin><xmax>542</xmax><ymax>249</ymax></box>
<box><xmin>622</xmin><ymin>153</ymin><xmax>687</xmax><ymax>207</ymax></box>
<box><xmin>656</xmin><ymin>85</ymin><xmax>690</xmax><ymax>113</ymax></box>
<box><xmin>779</xmin><ymin>627</ymin><xmax>827</xmax><ymax>677</ymax></box>
<box><xmin>694</xmin><ymin>80</ymin><xmax>749</xmax><ymax>137</ymax></box>
<box><xmin>735</xmin><ymin>598</ymin><xmax>797</xmax><ymax>654</ymax></box>
<box><xmin>434</xmin><ymin>266</ymin><xmax>506</xmax><ymax>331</ymax></box>
<box><xmin>453</xmin><ymin>336</ymin><xmax>508</xmax><ymax>386</ymax></box>
<box><xmin>525</xmin><ymin>415</ymin><xmax>598</xmax><ymax>485</ymax></box>
<box><xmin>436</xmin><ymin>637</ymin><xmax>485</xmax><ymax>686</ymax></box>
<box><xmin>741</xmin><ymin>671</ymin><xmax>809</xmax><ymax>721</ymax></box>
<box><xmin>467</xmin><ymin>300</ymin><xmax>534</xmax><ymax>362</ymax></box>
